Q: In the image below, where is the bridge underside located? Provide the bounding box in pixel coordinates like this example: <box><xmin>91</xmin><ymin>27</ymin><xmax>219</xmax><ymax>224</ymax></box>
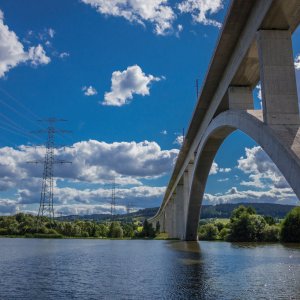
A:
<box><xmin>149</xmin><ymin>0</ymin><xmax>300</xmax><ymax>241</ymax></box>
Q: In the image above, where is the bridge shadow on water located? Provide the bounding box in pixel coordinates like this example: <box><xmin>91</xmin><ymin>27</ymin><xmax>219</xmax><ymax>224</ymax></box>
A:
<box><xmin>163</xmin><ymin>241</ymin><xmax>211</xmax><ymax>299</ymax></box>
<box><xmin>162</xmin><ymin>241</ymin><xmax>300</xmax><ymax>300</ymax></box>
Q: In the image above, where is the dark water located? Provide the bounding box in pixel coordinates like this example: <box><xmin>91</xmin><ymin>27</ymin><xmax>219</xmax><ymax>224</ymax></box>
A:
<box><xmin>0</xmin><ymin>239</ymin><xmax>300</xmax><ymax>299</ymax></box>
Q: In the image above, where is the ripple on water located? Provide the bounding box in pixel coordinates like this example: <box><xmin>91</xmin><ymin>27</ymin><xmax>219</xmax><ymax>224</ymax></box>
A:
<box><xmin>0</xmin><ymin>239</ymin><xmax>300</xmax><ymax>300</ymax></box>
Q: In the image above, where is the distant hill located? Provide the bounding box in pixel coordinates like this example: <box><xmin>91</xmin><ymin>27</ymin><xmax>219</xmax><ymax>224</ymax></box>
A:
<box><xmin>58</xmin><ymin>203</ymin><xmax>296</xmax><ymax>222</ymax></box>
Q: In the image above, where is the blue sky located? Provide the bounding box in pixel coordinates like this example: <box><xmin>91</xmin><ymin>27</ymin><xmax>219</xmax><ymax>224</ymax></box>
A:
<box><xmin>0</xmin><ymin>0</ymin><xmax>299</xmax><ymax>216</ymax></box>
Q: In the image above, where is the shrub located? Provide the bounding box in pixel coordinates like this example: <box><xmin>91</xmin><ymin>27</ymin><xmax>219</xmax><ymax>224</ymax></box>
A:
<box><xmin>219</xmin><ymin>227</ymin><xmax>230</xmax><ymax>240</ymax></box>
<box><xmin>280</xmin><ymin>207</ymin><xmax>300</xmax><ymax>243</ymax></box>
<box><xmin>198</xmin><ymin>224</ymin><xmax>219</xmax><ymax>240</ymax></box>
<box><xmin>228</xmin><ymin>206</ymin><xmax>266</xmax><ymax>242</ymax></box>
<box><xmin>263</xmin><ymin>225</ymin><xmax>280</xmax><ymax>242</ymax></box>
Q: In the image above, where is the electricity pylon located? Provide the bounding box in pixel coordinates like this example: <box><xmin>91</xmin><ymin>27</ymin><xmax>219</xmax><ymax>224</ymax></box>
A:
<box><xmin>111</xmin><ymin>178</ymin><xmax>116</xmax><ymax>219</ymax></box>
<box><xmin>28</xmin><ymin>118</ymin><xmax>71</xmax><ymax>224</ymax></box>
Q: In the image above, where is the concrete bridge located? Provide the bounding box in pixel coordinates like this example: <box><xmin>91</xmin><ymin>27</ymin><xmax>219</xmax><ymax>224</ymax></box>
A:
<box><xmin>149</xmin><ymin>0</ymin><xmax>300</xmax><ymax>241</ymax></box>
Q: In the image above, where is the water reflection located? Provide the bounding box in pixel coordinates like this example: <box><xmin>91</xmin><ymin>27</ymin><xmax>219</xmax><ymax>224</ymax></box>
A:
<box><xmin>165</xmin><ymin>241</ymin><xmax>207</xmax><ymax>299</ymax></box>
<box><xmin>0</xmin><ymin>239</ymin><xmax>300</xmax><ymax>300</ymax></box>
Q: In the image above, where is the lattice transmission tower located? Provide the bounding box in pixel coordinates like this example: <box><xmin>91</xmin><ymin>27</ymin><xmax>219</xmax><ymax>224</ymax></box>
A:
<box><xmin>28</xmin><ymin>118</ymin><xmax>71</xmax><ymax>223</ymax></box>
<box><xmin>111</xmin><ymin>178</ymin><xmax>116</xmax><ymax>219</ymax></box>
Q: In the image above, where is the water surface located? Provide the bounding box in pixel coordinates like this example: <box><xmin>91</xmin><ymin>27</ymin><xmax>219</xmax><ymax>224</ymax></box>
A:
<box><xmin>0</xmin><ymin>239</ymin><xmax>299</xmax><ymax>299</ymax></box>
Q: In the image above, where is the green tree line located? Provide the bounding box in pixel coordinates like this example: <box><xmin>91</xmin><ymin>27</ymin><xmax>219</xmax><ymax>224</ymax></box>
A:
<box><xmin>198</xmin><ymin>205</ymin><xmax>300</xmax><ymax>243</ymax></box>
<box><xmin>0</xmin><ymin>213</ymin><xmax>157</xmax><ymax>239</ymax></box>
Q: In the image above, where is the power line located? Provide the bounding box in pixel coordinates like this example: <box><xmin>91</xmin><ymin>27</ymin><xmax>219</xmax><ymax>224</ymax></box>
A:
<box><xmin>0</xmin><ymin>87</ymin><xmax>42</xmax><ymax>122</ymax></box>
<box><xmin>0</xmin><ymin>98</ymin><xmax>46</xmax><ymax>132</ymax></box>
<box><xmin>0</xmin><ymin>112</ymin><xmax>43</xmax><ymax>142</ymax></box>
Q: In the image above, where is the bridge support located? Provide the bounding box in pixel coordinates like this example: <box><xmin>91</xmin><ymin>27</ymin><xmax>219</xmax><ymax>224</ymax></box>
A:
<box><xmin>257</xmin><ymin>30</ymin><xmax>299</xmax><ymax>125</ymax></box>
<box><xmin>227</xmin><ymin>86</ymin><xmax>254</xmax><ymax>110</ymax></box>
<box><xmin>149</xmin><ymin>2</ymin><xmax>300</xmax><ymax>242</ymax></box>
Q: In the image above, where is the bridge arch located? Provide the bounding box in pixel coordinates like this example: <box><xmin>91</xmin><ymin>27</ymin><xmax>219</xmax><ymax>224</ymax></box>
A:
<box><xmin>185</xmin><ymin>110</ymin><xmax>300</xmax><ymax>240</ymax></box>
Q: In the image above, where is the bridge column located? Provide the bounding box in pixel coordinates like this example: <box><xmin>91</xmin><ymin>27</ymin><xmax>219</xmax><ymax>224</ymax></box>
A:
<box><xmin>165</xmin><ymin>201</ymin><xmax>172</xmax><ymax>236</ymax></box>
<box><xmin>257</xmin><ymin>30</ymin><xmax>299</xmax><ymax>125</ymax></box>
<box><xmin>161</xmin><ymin>211</ymin><xmax>166</xmax><ymax>232</ymax></box>
<box><xmin>174</xmin><ymin>183</ymin><xmax>184</xmax><ymax>239</ymax></box>
<box><xmin>182</xmin><ymin>163</ymin><xmax>194</xmax><ymax>240</ymax></box>
<box><xmin>171</xmin><ymin>197</ymin><xmax>176</xmax><ymax>238</ymax></box>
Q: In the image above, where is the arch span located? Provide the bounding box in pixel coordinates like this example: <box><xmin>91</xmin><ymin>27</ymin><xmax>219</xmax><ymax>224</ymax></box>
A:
<box><xmin>185</xmin><ymin>110</ymin><xmax>300</xmax><ymax>240</ymax></box>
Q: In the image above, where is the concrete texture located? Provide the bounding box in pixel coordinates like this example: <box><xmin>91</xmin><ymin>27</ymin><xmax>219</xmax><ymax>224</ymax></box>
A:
<box><xmin>257</xmin><ymin>30</ymin><xmax>299</xmax><ymax>125</ymax></box>
<box><xmin>149</xmin><ymin>0</ymin><xmax>300</xmax><ymax>240</ymax></box>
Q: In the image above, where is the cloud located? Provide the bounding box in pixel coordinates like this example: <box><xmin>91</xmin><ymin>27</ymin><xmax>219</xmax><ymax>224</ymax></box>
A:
<box><xmin>28</xmin><ymin>44</ymin><xmax>51</xmax><ymax>66</ymax></box>
<box><xmin>0</xmin><ymin>10</ymin><xmax>50</xmax><ymax>78</ymax></box>
<box><xmin>55</xmin><ymin>185</ymin><xmax>165</xmax><ymax>205</ymax></box>
<box><xmin>174</xmin><ymin>135</ymin><xmax>184</xmax><ymax>146</ymax></box>
<box><xmin>209</xmin><ymin>161</ymin><xmax>231</xmax><ymax>175</ymax></box>
<box><xmin>48</xmin><ymin>28</ymin><xmax>55</xmax><ymax>38</ymax></box>
<box><xmin>160</xmin><ymin>130</ymin><xmax>168</xmax><ymax>135</ymax></box>
<box><xmin>82</xmin><ymin>85</ymin><xmax>98</xmax><ymax>96</ymax></box>
<box><xmin>237</xmin><ymin>146</ymin><xmax>289</xmax><ymax>189</ymax></box>
<box><xmin>178</xmin><ymin>0</ymin><xmax>224</xmax><ymax>28</ymax></box>
<box><xmin>59</xmin><ymin>52</ymin><xmax>70</xmax><ymax>59</ymax></box>
<box><xmin>204</xmin><ymin>186</ymin><xmax>298</xmax><ymax>205</ymax></box>
<box><xmin>209</xmin><ymin>161</ymin><xmax>218</xmax><ymax>175</ymax></box>
<box><xmin>256</xmin><ymin>83</ymin><xmax>262</xmax><ymax>100</ymax></box>
<box><xmin>204</xmin><ymin>145</ymin><xmax>299</xmax><ymax>206</ymax></box>
<box><xmin>103</xmin><ymin>65</ymin><xmax>161</xmax><ymax>106</ymax></box>
<box><xmin>217</xmin><ymin>178</ymin><xmax>229</xmax><ymax>182</ymax></box>
<box><xmin>0</xmin><ymin>139</ymin><xmax>178</xmax><ymax>214</ymax></box>
<box><xmin>176</xmin><ymin>24</ymin><xmax>183</xmax><ymax>37</ymax></box>
<box><xmin>0</xmin><ymin>199</ymin><xmax>19</xmax><ymax>215</ymax></box>
<box><xmin>295</xmin><ymin>54</ymin><xmax>300</xmax><ymax>70</ymax></box>
<box><xmin>0</xmin><ymin>139</ymin><xmax>178</xmax><ymax>188</ymax></box>
<box><xmin>81</xmin><ymin>0</ymin><xmax>176</xmax><ymax>35</ymax></box>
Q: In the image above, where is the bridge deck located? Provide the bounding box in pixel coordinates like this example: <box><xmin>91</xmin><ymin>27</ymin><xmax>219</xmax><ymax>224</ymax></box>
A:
<box><xmin>154</xmin><ymin>0</ymin><xmax>300</xmax><ymax>219</ymax></box>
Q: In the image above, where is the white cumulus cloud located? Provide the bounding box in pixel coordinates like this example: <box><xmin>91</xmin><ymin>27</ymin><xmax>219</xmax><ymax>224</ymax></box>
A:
<box><xmin>0</xmin><ymin>10</ymin><xmax>50</xmax><ymax>78</ymax></box>
<box><xmin>103</xmin><ymin>65</ymin><xmax>161</xmax><ymax>106</ymax></box>
<box><xmin>209</xmin><ymin>161</ymin><xmax>231</xmax><ymax>175</ymax></box>
<box><xmin>28</xmin><ymin>44</ymin><xmax>51</xmax><ymax>66</ymax></box>
<box><xmin>0</xmin><ymin>139</ymin><xmax>179</xmax><ymax>214</ymax></box>
<box><xmin>204</xmin><ymin>186</ymin><xmax>297</xmax><ymax>205</ymax></box>
<box><xmin>178</xmin><ymin>0</ymin><xmax>224</xmax><ymax>28</ymax></box>
<box><xmin>237</xmin><ymin>146</ymin><xmax>289</xmax><ymax>189</ymax></box>
<box><xmin>81</xmin><ymin>0</ymin><xmax>176</xmax><ymax>35</ymax></box>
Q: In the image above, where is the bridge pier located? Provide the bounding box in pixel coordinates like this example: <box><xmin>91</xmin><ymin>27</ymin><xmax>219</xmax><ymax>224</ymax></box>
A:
<box><xmin>257</xmin><ymin>30</ymin><xmax>299</xmax><ymax>125</ymax></box>
<box><xmin>149</xmin><ymin>1</ymin><xmax>300</xmax><ymax>242</ymax></box>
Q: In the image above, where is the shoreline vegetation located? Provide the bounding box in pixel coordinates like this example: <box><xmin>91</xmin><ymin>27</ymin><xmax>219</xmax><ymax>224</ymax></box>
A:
<box><xmin>0</xmin><ymin>213</ymin><xmax>162</xmax><ymax>240</ymax></box>
<box><xmin>0</xmin><ymin>205</ymin><xmax>299</xmax><ymax>242</ymax></box>
<box><xmin>198</xmin><ymin>205</ymin><xmax>300</xmax><ymax>243</ymax></box>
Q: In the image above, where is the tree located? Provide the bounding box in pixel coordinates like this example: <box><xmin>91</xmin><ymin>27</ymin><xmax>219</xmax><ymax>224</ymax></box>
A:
<box><xmin>122</xmin><ymin>223</ymin><xmax>134</xmax><ymax>238</ymax></box>
<box><xmin>263</xmin><ymin>215</ymin><xmax>276</xmax><ymax>225</ymax></box>
<box><xmin>281</xmin><ymin>207</ymin><xmax>300</xmax><ymax>242</ymax></box>
<box><xmin>96</xmin><ymin>224</ymin><xmax>109</xmax><ymax>238</ymax></box>
<box><xmin>219</xmin><ymin>227</ymin><xmax>230</xmax><ymax>240</ymax></box>
<box><xmin>198</xmin><ymin>224</ymin><xmax>219</xmax><ymax>240</ymax></box>
<box><xmin>108</xmin><ymin>222</ymin><xmax>123</xmax><ymax>238</ymax></box>
<box><xmin>228</xmin><ymin>206</ymin><xmax>266</xmax><ymax>242</ymax></box>
<box><xmin>141</xmin><ymin>219</ymin><xmax>155</xmax><ymax>238</ymax></box>
<box><xmin>263</xmin><ymin>225</ymin><xmax>280</xmax><ymax>242</ymax></box>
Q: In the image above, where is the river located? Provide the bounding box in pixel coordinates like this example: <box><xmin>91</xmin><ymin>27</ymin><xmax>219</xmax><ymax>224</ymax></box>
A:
<box><xmin>0</xmin><ymin>239</ymin><xmax>299</xmax><ymax>299</ymax></box>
